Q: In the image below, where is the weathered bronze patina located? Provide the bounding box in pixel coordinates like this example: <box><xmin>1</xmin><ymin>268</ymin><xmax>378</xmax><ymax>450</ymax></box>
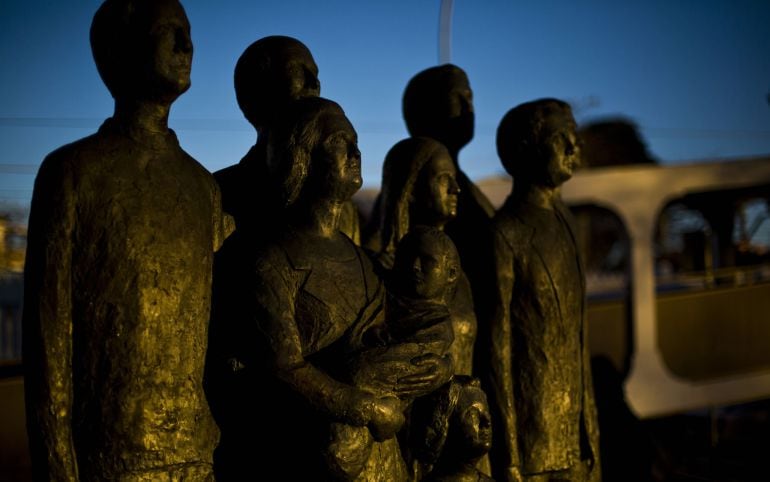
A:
<box><xmin>411</xmin><ymin>376</ymin><xmax>494</xmax><ymax>482</ymax></box>
<box><xmin>207</xmin><ymin>97</ymin><xmax>452</xmax><ymax>481</ymax></box>
<box><xmin>400</xmin><ymin>65</ymin><xmax>495</xmax><ymax>302</ymax></box>
<box><xmin>330</xmin><ymin>226</ymin><xmax>458</xmax><ymax>479</ymax></box>
<box><xmin>487</xmin><ymin>99</ymin><xmax>601</xmax><ymax>482</ymax></box>
<box><xmin>367</xmin><ymin>137</ymin><xmax>477</xmax><ymax>377</ymax></box>
<box><xmin>22</xmin><ymin>0</ymin><xmax>229</xmax><ymax>479</ymax></box>
<box><xmin>214</xmin><ymin>35</ymin><xmax>360</xmax><ymax>242</ymax></box>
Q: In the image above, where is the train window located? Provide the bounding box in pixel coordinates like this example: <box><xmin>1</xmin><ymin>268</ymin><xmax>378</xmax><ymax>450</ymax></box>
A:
<box><xmin>734</xmin><ymin>197</ymin><xmax>770</xmax><ymax>267</ymax></box>
<box><xmin>654</xmin><ymin>186</ymin><xmax>770</xmax><ymax>381</ymax></box>
<box><xmin>655</xmin><ymin>202</ymin><xmax>713</xmax><ymax>291</ymax></box>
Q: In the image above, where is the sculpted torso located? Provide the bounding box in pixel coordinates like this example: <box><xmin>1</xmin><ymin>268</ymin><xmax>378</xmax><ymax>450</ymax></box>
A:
<box><xmin>38</xmin><ymin>125</ymin><xmax>223</xmax><ymax>478</ymax></box>
<box><xmin>254</xmin><ymin>232</ymin><xmax>379</xmax><ymax>357</ymax></box>
<box><xmin>493</xmin><ymin>200</ymin><xmax>585</xmax><ymax>473</ymax></box>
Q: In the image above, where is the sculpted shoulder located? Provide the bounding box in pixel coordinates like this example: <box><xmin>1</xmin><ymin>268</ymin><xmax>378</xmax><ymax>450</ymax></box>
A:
<box><xmin>491</xmin><ymin>203</ymin><xmax>531</xmax><ymax>251</ymax></box>
<box><xmin>37</xmin><ymin>131</ymin><xmax>109</xmax><ymax>177</ymax></box>
<box><xmin>178</xmin><ymin>143</ymin><xmax>220</xmax><ymax>191</ymax></box>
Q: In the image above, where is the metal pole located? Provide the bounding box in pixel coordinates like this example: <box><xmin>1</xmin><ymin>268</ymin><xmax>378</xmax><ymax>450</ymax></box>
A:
<box><xmin>439</xmin><ymin>0</ymin><xmax>454</xmax><ymax>64</ymax></box>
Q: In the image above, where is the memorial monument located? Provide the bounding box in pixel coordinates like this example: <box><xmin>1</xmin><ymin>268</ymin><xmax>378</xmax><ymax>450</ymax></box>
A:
<box><xmin>214</xmin><ymin>35</ymin><xmax>361</xmax><ymax>242</ymax></box>
<box><xmin>22</xmin><ymin>0</ymin><xmax>229</xmax><ymax>479</ymax></box>
<box><xmin>207</xmin><ymin>97</ymin><xmax>452</xmax><ymax>481</ymax></box>
<box><xmin>487</xmin><ymin>98</ymin><xmax>600</xmax><ymax>482</ymax></box>
<box><xmin>367</xmin><ymin>137</ymin><xmax>477</xmax><ymax>377</ymax></box>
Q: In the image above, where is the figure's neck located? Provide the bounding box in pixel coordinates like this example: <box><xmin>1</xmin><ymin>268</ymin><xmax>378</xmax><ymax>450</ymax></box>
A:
<box><xmin>410</xmin><ymin>214</ymin><xmax>450</xmax><ymax>232</ymax></box>
<box><xmin>515</xmin><ymin>182</ymin><xmax>560</xmax><ymax>210</ymax></box>
<box><xmin>255</xmin><ymin>126</ymin><xmax>268</xmax><ymax>146</ymax></box>
<box><xmin>113</xmin><ymin>98</ymin><xmax>172</xmax><ymax>135</ymax></box>
<box><xmin>291</xmin><ymin>197</ymin><xmax>344</xmax><ymax>239</ymax></box>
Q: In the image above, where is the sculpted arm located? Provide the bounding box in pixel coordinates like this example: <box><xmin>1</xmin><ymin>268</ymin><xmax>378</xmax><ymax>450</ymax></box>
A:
<box><xmin>210</xmin><ymin>180</ymin><xmax>235</xmax><ymax>252</ymax></box>
<box><xmin>252</xmin><ymin>260</ymin><xmax>402</xmax><ymax>440</ymax></box>
<box><xmin>488</xmin><ymin>228</ymin><xmax>521</xmax><ymax>481</ymax></box>
<box><xmin>22</xmin><ymin>154</ymin><xmax>79</xmax><ymax>480</ymax></box>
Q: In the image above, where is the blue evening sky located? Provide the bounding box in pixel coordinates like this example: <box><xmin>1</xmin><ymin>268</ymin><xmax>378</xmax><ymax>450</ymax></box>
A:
<box><xmin>1</xmin><ymin>0</ymin><xmax>769</xmax><ymax>206</ymax></box>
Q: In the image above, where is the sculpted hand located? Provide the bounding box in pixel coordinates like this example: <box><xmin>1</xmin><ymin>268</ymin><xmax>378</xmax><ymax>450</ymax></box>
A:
<box><xmin>393</xmin><ymin>353</ymin><xmax>453</xmax><ymax>398</ymax></box>
<box><xmin>368</xmin><ymin>396</ymin><xmax>404</xmax><ymax>442</ymax></box>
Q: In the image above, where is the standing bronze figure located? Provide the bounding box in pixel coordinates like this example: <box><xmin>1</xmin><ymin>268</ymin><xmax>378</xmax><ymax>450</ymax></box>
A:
<box><xmin>214</xmin><ymin>35</ymin><xmax>360</xmax><ymax>242</ymax></box>
<box><xmin>487</xmin><ymin>99</ymin><xmax>600</xmax><ymax>482</ymax></box>
<box><xmin>400</xmin><ymin>65</ymin><xmax>495</xmax><ymax>300</ymax></box>
<box><xmin>367</xmin><ymin>137</ymin><xmax>477</xmax><ymax>377</ymax></box>
<box><xmin>214</xmin><ymin>35</ymin><xmax>319</xmax><ymax>231</ymax></box>
<box><xmin>207</xmin><ymin>98</ymin><xmax>451</xmax><ymax>481</ymax></box>
<box><xmin>22</xmin><ymin>0</ymin><xmax>229</xmax><ymax>479</ymax></box>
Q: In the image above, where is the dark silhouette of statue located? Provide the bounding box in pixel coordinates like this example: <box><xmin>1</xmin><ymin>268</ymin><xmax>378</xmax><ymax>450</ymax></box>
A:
<box><xmin>366</xmin><ymin>137</ymin><xmax>477</xmax><ymax>378</ymax></box>
<box><xmin>363</xmin><ymin>64</ymin><xmax>493</xmax><ymax>268</ymax></box>
<box><xmin>206</xmin><ymin>97</ymin><xmax>452</xmax><ymax>481</ymax></box>
<box><xmin>411</xmin><ymin>376</ymin><xmax>494</xmax><ymax>482</ymax></box>
<box><xmin>214</xmin><ymin>35</ymin><xmax>360</xmax><ymax>242</ymax></box>
<box><xmin>22</xmin><ymin>0</ymin><xmax>230</xmax><ymax>479</ymax></box>
<box><xmin>487</xmin><ymin>99</ymin><xmax>601</xmax><ymax>482</ymax></box>
<box><xmin>400</xmin><ymin>65</ymin><xmax>495</xmax><ymax>304</ymax></box>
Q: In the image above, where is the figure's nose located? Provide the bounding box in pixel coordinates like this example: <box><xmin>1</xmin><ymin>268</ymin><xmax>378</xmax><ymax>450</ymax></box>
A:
<box><xmin>566</xmin><ymin>134</ymin><xmax>581</xmax><ymax>157</ymax></box>
<box><xmin>412</xmin><ymin>257</ymin><xmax>422</xmax><ymax>274</ymax></box>
<box><xmin>460</xmin><ymin>91</ymin><xmax>474</xmax><ymax>114</ymax></box>
<box><xmin>349</xmin><ymin>144</ymin><xmax>361</xmax><ymax>164</ymax></box>
<box><xmin>449</xmin><ymin>176</ymin><xmax>461</xmax><ymax>195</ymax></box>
<box><xmin>175</xmin><ymin>28</ymin><xmax>192</xmax><ymax>54</ymax></box>
<box><xmin>305</xmin><ymin>69</ymin><xmax>320</xmax><ymax>95</ymax></box>
<box><xmin>565</xmin><ymin>141</ymin><xmax>575</xmax><ymax>157</ymax></box>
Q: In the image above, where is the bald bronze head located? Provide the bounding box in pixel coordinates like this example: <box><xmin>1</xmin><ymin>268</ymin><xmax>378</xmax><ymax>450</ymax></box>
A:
<box><xmin>234</xmin><ymin>36</ymin><xmax>320</xmax><ymax>131</ymax></box>
<box><xmin>91</xmin><ymin>0</ymin><xmax>192</xmax><ymax>103</ymax></box>
<box><xmin>402</xmin><ymin>64</ymin><xmax>474</xmax><ymax>159</ymax></box>
<box><xmin>496</xmin><ymin>98</ymin><xmax>580</xmax><ymax>188</ymax></box>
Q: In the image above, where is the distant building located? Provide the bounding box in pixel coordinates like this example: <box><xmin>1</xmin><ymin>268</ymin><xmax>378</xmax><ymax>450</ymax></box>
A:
<box><xmin>0</xmin><ymin>214</ymin><xmax>25</xmax><ymax>361</ymax></box>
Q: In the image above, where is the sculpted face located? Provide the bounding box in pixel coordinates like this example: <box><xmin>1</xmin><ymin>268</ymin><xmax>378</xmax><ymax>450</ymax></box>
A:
<box><xmin>398</xmin><ymin>236</ymin><xmax>457</xmax><ymax>300</ymax></box>
<box><xmin>404</xmin><ymin>66</ymin><xmax>475</xmax><ymax>155</ymax></box>
<box><xmin>317</xmin><ymin>112</ymin><xmax>362</xmax><ymax>200</ymax></box>
<box><xmin>540</xmin><ymin>114</ymin><xmax>580</xmax><ymax>187</ymax></box>
<box><xmin>140</xmin><ymin>0</ymin><xmax>193</xmax><ymax>101</ymax></box>
<box><xmin>276</xmin><ymin>43</ymin><xmax>320</xmax><ymax>101</ymax></box>
<box><xmin>442</xmin><ymin>74</ymin><xmax>474</xmax><ymax>149</ymax></box>
<box><xmin>456</xmin><ymin>387</ymin><xmax>493</xmax><ymax>457</ymax></box>
<box><xmin>413</xmin><ymin>151</ymin><xmax>460</xmax><ymax>226</ymax></box>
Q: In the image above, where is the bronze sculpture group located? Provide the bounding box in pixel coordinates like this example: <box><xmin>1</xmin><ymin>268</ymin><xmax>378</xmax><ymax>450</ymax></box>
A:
<box><xmin>22</xmin><ymin>0</ymin><xmax>601</xmax><ymax>481</ymax></box>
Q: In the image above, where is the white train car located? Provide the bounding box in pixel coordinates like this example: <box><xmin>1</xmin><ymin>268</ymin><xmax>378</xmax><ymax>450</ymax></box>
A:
<box><xmin>481</xmin><ymin>156</ymin><xmax>770</xmax><ymax>418</ymax></box>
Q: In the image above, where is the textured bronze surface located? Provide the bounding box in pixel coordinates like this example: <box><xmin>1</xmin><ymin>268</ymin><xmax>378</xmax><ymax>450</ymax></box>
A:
<box><xmin>22</xmin><ymin>0</ymin><xmax>228</xmax><ymax>479</ymax></box>
<box><xmin>365</xmin><ymin>137</ymin><xmax>477</xmax><ymax>378</ymax></box>
<box><xmin>207</xmin><ymin>98</ymin><xmax>452</xmax><ymax>481</ymax></box>
<box><xmin>213</xmin><ymin>36</ymin><xmax>361</xmax><ymax>243</ymax></box>
<box><xmin>401</xmin><ymin>65</ymin><xmax>495</xmax><ymax>321</ymax></box>
<box><xmin>411</xmin><ymin>376</ymin><xmax>494</xmax><ymax>482</ymax></box>
<box><xmin>487</xmin><ymin>99</ymin><xmax>601</xmax><ymax>482</ymax></box>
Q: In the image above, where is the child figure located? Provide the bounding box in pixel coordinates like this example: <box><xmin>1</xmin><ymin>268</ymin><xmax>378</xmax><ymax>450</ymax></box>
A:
<box><xmin>325</xmin><ymin>226</ymin><xmax>460</xmax><ymax>480</ymax></box>
<box><xmin>411</xmin><ymin>376</ymin><xmax>495</xmax><ymax>482</ymax></box>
